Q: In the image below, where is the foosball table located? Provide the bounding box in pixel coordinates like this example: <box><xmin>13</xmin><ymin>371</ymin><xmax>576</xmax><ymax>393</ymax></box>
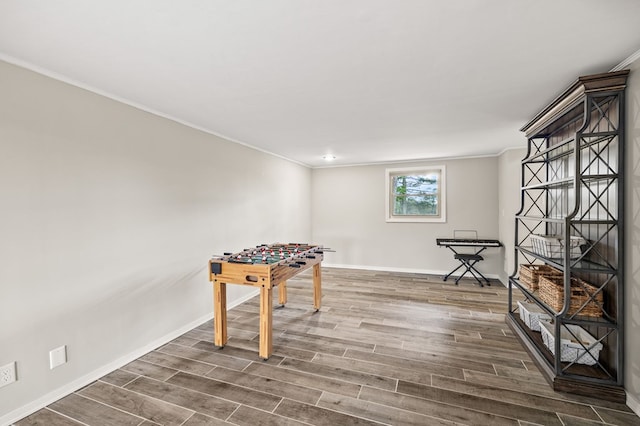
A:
<box><xmin>208</xmin><ymin>243</ymin><xmax>325</xmax><ymax>359</ymax></box>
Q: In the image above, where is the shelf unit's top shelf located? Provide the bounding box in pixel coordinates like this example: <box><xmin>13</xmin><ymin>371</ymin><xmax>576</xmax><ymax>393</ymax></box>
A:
<box><xmin>522</xmin><ymin>177</ymin><xmax>574</xmax><ymax>190</ymax></box>
<box><xmin>523</xmin><ymin>129</ymin><xmax>621</xmax><ymax>164</ymax></box>
<box><xmin>524</xmin><ymin>137</ymin><xmax>575</xmax><ymax>164</ymax></box>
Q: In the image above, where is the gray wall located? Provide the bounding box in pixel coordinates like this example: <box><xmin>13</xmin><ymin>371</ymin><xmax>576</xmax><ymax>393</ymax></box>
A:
<box><xmin>624</xmin><ymin>57</ymin><xmax>640</xmax><ymax>414</ymax></box>
<box><xmin>0</xmin><ymin>60</ymin><xmax>311</xmax><ymax>421</ymax></box>
<box><xmin>498</xmin><ymin>147</ymin><xmax>527</xmax><ymax>283</ymax></box>
<box><xmin>311</xmin><ymin>158</ymin><xmax>502</xmax><ymax>277</ymax></box>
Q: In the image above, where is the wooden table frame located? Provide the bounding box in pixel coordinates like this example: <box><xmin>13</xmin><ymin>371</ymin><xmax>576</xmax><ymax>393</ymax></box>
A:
<box><xmin>208</xmin><ymin>245</ymin><xmax>323</xmax><ymax>359</ymax></box>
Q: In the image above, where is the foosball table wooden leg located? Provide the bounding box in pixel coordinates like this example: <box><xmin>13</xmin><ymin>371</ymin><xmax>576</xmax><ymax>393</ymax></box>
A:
<box><xmin>278</xmin><ymin>281</ymin><xmax>287</xmax><ymax>307</ymax></box>
<box><xmin>313</xmin><ymin>263</ymin><xmax>322</xmax><ymax>312</ymax></box>
<box><xmin>259</xmin><ymin>285</ymin><xmax>273</xmax><ymax>360</ymax></box>
<box><xmin>213</xmin><ymin>281</ymin><xmax>228</xmax><ymax>348</ymax></box>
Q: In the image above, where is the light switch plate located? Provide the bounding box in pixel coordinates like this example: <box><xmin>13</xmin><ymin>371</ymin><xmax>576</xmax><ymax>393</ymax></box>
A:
<box><xmin>49</xmin><ymin>345</ymin><xmax>67</xmax><ymax>369</ymax></box>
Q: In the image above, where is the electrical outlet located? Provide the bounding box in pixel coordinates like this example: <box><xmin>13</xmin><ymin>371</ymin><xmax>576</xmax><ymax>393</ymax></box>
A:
<box><xmin>0</xmin><ymin>361</ymin><xmax>17</xmax><ymax>388</ymax></box>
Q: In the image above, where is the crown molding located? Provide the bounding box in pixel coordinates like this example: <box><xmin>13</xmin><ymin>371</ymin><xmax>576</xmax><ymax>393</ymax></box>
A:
<box><xmin>610</xmin><ymin>47</ymin><xmax>640</xmax><ymax>71</ymax></box>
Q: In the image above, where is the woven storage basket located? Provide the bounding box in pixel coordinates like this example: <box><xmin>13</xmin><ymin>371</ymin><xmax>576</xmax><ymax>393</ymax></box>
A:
<box><xmin>519</xmin><ymin>264</ymin><xmax>562</xmax><ymax>291</ymax></box>
<box><xmin>538</xmin><ymin>275</ymin><xmax>603</xmax><ymax>317</ymax></box>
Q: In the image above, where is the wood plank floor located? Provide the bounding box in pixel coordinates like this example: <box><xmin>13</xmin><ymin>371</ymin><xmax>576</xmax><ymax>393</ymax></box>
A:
<box><xmin>15</xmin><ymin>268</ymin><xmax>640</xmax><ymax>425</ymax></box>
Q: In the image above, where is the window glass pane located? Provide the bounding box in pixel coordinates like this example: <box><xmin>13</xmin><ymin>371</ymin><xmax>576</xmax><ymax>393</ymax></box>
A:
<box><xmin>392</xmin><ymin>172</ymin><xmax>439</xmax><ymax>216</ymax></box>
<box><xmin>393</xmin><ymin>195</ymin><xmax>438</xmax><ymax>215</ymax></box>
<box><xmin>392</xmin><ymin>174</ymin><xmax>439</xmax><ymax>196</ymax></box>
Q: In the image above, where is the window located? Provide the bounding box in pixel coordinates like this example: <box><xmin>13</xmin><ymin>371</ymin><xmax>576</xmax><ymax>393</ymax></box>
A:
<box><xmin>385</xmin><ymin>166</ymin><xmax>446</xmax><ymax>222</ymax></box>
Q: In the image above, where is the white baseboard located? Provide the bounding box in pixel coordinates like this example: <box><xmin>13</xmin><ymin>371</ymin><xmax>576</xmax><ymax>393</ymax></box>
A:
<box><xmin>1</xmin><ymin>290</ymin><xmax>258</xmax><ymax>426</ymax></box>
<box><xmin>628</xmin><ymin>393</ymin><xmax>640</xmax><ymax>417</ymax></box>
<box><xmin>322</xmin><ymin>263</ymin><xmax>501</xmax><ymax>280</ymax></box>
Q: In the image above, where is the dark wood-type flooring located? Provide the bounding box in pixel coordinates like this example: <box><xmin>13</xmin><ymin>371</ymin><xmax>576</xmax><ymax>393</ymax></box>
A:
<box><xmin>15</xmin><ymin>268</ymin><xmax>640</xmax><ymax>425</ymax></box>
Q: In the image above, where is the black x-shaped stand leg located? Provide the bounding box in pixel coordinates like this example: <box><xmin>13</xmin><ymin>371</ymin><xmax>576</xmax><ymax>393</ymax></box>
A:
<box><xmin>442</xmin><ymin>247</ymin><xmax>490</xmax><ymax>287</ymax></box>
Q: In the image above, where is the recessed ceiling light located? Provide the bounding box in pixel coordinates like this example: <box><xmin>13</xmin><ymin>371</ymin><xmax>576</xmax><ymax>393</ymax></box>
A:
<box><xmin>323</xmin><ymin>155</ymin><xmax>336</xmax><ymax>161</ymax></box>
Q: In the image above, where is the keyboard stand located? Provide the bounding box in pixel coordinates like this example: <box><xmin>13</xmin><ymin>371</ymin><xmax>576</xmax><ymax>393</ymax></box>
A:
<box><xmin>454</xmin><ymin>253</ymin><xmax>489</xmax><ymax>286</ymax></box>
<box><xmin>442</xmin><ymin>246</ymin><xmax>491</xmax><ymax>287</ymax></box>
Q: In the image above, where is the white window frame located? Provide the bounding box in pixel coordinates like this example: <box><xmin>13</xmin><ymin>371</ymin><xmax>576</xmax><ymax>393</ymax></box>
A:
<box><xmin>385</xmin><ymin>165</ymin><xmax>446</xmax><ymax>223</ymax></box>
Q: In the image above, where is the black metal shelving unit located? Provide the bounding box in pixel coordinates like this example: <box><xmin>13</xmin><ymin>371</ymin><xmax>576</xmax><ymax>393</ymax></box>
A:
<box><xmin>506</xmin><ymin>70</ymin><xmax>629</xmax><ymax>402</ymax></box>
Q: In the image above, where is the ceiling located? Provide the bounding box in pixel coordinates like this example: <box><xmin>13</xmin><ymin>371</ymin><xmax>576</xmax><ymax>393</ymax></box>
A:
<box><xmin>1</xmin><ymin>1</ymin><xmax>640</xmax><ymax>167</ymax></box>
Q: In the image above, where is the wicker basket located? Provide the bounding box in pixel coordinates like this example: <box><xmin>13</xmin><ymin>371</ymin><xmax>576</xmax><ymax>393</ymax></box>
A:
<box><xmin>538</xmin><ymin>275</ymin><xmax>603</xmax><ymax>318</ymax></box>
<box><xmin>519</xmin><ymin>264</ymin><xmax>562</xmax><ymax>291</ymax></box>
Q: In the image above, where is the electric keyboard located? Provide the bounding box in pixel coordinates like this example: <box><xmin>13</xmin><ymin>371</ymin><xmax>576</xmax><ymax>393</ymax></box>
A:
<box><xmin>436</xmin><ymin>238</ymin><xmax>502</xmax><ymax>248</ymax></box>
